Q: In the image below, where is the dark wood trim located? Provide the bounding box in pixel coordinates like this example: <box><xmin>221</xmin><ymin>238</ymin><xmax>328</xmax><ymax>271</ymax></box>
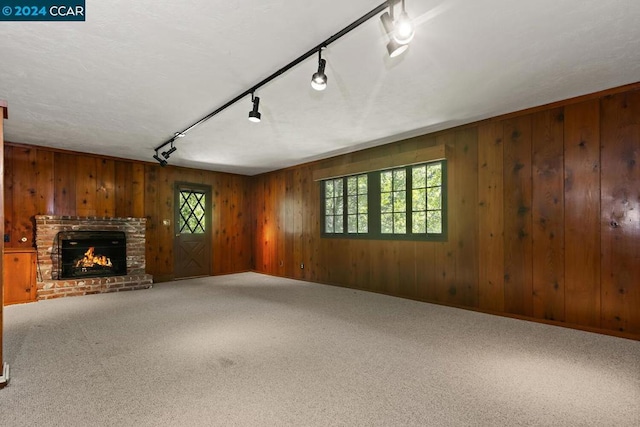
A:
<box><xmin>1</xmin><ymin>102</ymin><xmax>7</xmax><ymax>386</ymax></box>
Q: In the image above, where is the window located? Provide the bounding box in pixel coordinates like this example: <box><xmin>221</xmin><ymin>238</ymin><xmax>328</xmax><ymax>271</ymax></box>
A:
<box><xmin>323</xmin><ymin>174</ymin><xmax>368</xmax><ymax>235</ymax></box>
<box><xmin>412</xmin><ymin>163</ymin><xmax>443</xmax><ymax>234</ymax></box>
<box><xmin>347</xmin><ymin>174</ymin><xmax>368</xmax><ymax>233</ymax></box>
<box><xmin>380</xmin><ymin>168</ymin><xmax>407</xmax><ymax>234</ymax></box>
<box><xmin>178</xmin><ymin>189</ymin><xmax>207</xmax><ymax>234</ymax></box>
<box><xmin>321</xmin><ymin>160</ymin><xmax>446</xmax><ymax>241</ymax></box>
<box><xmin>324</xmin><ymin>178</ymin><xmax>344</xmax><ymax>233</ymax></box>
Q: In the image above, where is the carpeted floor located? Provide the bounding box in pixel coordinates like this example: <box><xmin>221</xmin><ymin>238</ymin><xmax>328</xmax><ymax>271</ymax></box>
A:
<box><xmin>1</xmin><ymin>272</ymin><xmax>639</xmax><ymax>426</ymax></box>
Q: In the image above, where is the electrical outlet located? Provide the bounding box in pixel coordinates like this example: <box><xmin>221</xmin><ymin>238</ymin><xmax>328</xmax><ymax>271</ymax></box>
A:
<box><xmin>3</xmin><ymin>234</ymin><xmax>9</xmax><ymax>242</ymax></box>
<box><xmin>300</xmin><ymin>263</ymin><xmax>304</xmax><ymax>269</ymax></box>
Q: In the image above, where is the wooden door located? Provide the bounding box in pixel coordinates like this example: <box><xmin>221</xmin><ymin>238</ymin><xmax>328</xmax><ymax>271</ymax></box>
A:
<box><xmin>174</xmin><ymin>183</ymin><xmax>212</xmax><ymax>279</ymax></box>
<box><xmin>3</xmin><ymin>249</ymin><xmax>36</xmax><ymax>305</ymax></box>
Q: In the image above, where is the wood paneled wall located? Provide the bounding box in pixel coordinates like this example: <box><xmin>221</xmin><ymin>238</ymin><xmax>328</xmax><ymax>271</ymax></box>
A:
<box><xmin>143</xmin><ymin>163</ymin><xmax>252</xmax><ymax>281</ymax></box>
<box><xmin>3</xmin><ymin>146</ymin><xmax>252</xmax><ymax>281</ymax></box>
<box><xmin>251</xmin><ymin>85</ymin><xmax>640</xmax><ymax>338</ymax></box>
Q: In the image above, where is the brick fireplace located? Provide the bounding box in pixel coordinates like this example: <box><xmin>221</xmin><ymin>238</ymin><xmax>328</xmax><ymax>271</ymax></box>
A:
<box><xmin>35</xmin><ymin>215</ymin><xmax>153</xmax><ymax>300</ymax></box>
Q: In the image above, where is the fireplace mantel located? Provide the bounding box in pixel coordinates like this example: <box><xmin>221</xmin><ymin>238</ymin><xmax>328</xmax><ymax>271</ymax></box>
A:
<box><xmin>35</xmin><ymin>215</ymin><xmax>152</xmax><ymax>299</ymax></box>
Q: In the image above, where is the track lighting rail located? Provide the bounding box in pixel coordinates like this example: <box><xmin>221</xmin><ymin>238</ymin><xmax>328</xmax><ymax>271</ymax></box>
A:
<box><xmin>153</xmin><ymin>1</ymin><xmax>401</xmax><ymax>164</ymax></box>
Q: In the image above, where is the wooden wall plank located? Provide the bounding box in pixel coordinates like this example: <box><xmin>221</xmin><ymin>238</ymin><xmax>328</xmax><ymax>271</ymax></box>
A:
<box><xmin>477</xmin><ymin>122</ymin><xmax>505</xmax><ymax>311</ymax></box>
<box><xmin>144</xmin><ymin>165</ymin><xmax>160</xmax><ymax>278</ymax></box>
<box><xmin>241</xmin><ymin>175</ymin><xmax>252</xmax><ymax>272</ymax></box>
<box><xmin>214</xmin><ymin>174</ymin><xmax>227</xmax><ymax>273</ymax></box>
<box><xmin>368</xmin><ymin>240</ymin><xmax>393</xmax><ymax>294</ymax></box>
<box><xmin>397</xmin><ymin>241</ymin><xmax>416</xmax><ymax>298</ymax></box>
<box><xmin>4</xmin><ymin>145</ymin><xmax>14</xmax><ymax>247</ymax></box>
<box><xmin>564</xmin><ymin>100</ymin><xmax>601</xmax><ymax>327</ymax></box>
<box><xmin>35</xmin><ymin>149</ymin><xmax>54</xmax><ymax>215</ymax></box>
<box><xmin>230</xmin><ymin>175</ymin><xmax>239</xmax><ymax>272</ymax></box>
<box><xmin>75</xmin><ymin>156</ymin><xmax>97</xmax><ymax>217</ymax></box>
<box><xmin>258</xmin><ymin>177</ymin><xmax>272</xmax><ymax>273</ymax></box>
<box><xmin>600</xmin><ymin>91</ymin><xmax>640</xmax><ymax>334</ymax></box>
<box><xmin>224</xmin><ymin>174</ymin><xmax>235</xmax><ymax>272</ymax></box>
<box><xmin>96</xmin><ymin>158</ymin><xmax>116</xmax><ymax>217</ymax></box>
<box><xmin>348</xmin><ymin>240</ymin><xmax>370</xmax><ymax>290</ymax></box>
<box><xmin>291</xmin><ymin>168</ymin><xmax>304</xmax><ymax>279</ymax></box>
<box><xmin>531</xmin><ymin>108</ymin><xmax>565</xmax><ymax>321</ymax></box>
<box><xmin>453</xmin><ymin>127</ymin><xmax>479</xmax><ymax>307</ymax></box>
<box><xmin>156</xmin><ymin>166</ymin><xmax>174</xmax><ymax>279</ymax></box>
<box><xmin>415</xmin><ymin>242</ymin><xmax>436</xmax><ymax>301</ymax></box>
<box><xmin>12</xmin><ymin>146</ymin><xmax>37</xmax><ymax>247</ymax></box>
<box><xmin>131</xmin><ymin>162</ymin><xmax>145</xmax><ymax>218</ymax></box>
<box><xmin>503</xmin><ymin>115</ymin><xmax>534</xmax><ymax>316</ymax></box>
<box><xmin>303</xmin><ymin>165</ymin><xmax>318</xmax><ymax>281</ymax></box>
<box><xmin>278</xmin><ymin>170</ymin><xmax>290</xmax><ymax>277</ymax></box>
<box><xmin>54</xmin><ymin>152</ymin><xmax>77</xmax><ymax>216</ymax></box>
<box><xmin>435</xmin><ymin>132</ymin><xmax>457</xmax><ymax>304</ymax></box>
<box><xmin>115</xmin><ymin>161</ymin><xmax>133</xmax><ymax>217</ymax></box>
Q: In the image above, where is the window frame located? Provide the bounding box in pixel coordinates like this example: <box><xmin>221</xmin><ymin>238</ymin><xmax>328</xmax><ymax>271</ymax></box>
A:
<box><xmin>321</xmin><ymin>160</ymin><xmax>447</xmax><ymax>242</ymax></box>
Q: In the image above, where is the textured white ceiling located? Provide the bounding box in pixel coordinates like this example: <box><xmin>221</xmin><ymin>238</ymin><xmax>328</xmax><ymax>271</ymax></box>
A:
<box><xmin>1</xmin><ymin>0</ymin><xmax>639</xmax><ymax>175</ymax></box>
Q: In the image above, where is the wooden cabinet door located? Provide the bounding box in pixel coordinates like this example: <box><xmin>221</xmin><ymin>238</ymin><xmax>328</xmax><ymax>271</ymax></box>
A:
<box><xmin>3</xmin><ymin>249</ymin><xmax>36</xmax><ymax>305</ymax></box>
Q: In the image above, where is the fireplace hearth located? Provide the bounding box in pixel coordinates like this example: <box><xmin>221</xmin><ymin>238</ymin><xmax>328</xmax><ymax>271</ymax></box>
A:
<box><xmin>35</xmin><ymin>215</ymin><xmax>153</xmax><ymax>300</ymax></box>
<box><xmin>58</xmin><ymin>231</ymin><xmax>127</xmax><ymax>279</ymax></box>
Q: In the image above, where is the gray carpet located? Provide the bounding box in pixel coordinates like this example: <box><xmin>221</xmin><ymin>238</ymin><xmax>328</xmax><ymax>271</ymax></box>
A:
<box><xmin>1</xmin><ymin>272</ymin><xmax>639</xmax><ymax>426</ymax></box>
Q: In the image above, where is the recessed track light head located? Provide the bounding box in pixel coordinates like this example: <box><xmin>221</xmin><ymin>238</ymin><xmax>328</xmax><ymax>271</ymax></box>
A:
<box><xmin>381</xmin><ymin>0</ymin><xmax>414</xmax><ymax>57</ymax></box>
<box><xmin>248</xmin><ymin>94</ymin><xmax>261</xmax><ymax>123</ymax></box>
<box><xmin>311</xmin><ymin>50</ymin><xmax>328</xmax><ymax>91</ymax></box>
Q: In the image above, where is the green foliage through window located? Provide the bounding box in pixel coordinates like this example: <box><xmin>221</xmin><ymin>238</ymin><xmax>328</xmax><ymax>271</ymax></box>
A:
<box><xmin>324</xmin><ymin>178</ymin><xmax>344</xmax><ymax>233</ymax></box>
<box><xmin>347</xmin><ymin>175</ymin><xmax>368</xmax><ymax>233</ymax></box>
<box><xmin>179</xmin><ymin>190</ymin><xmax>206</xmax><ymax>234</ymax></box>
<box><xmin>380</xmin><ymin>168</ymin><xmax>407</xmax><ymax>234</ymax></box>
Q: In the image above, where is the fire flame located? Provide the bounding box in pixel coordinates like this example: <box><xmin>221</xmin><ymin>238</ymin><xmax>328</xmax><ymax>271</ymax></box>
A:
<box><xmin>74</xmin><ymin>247</ymin><xmax>113</xmax><ymax>268</ymax></box>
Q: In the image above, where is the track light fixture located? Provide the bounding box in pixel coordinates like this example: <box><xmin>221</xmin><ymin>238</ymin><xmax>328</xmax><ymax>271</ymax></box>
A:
<box><xmin>381</xmin><ymin>0</ymin><xmax>415</xmax><ymax>57</ymax></box>
<box><xmin>153</xmin><ymin>152</ymin><xmax>167</xmax><ymax>167</ymax></box>
<box><xmin>152</xmin><ymin>1</ymin><xmax>415</xmax><ymax>165</ymax></box>
<box><xmin>311</xmin><ymin>49</ymin><xmax>328</xmax><ymax>91</ymax></box>
<box><xmin>248</xmin><ymin>93</ymin><xmax>261</xmax><ymax>123</ymax></box>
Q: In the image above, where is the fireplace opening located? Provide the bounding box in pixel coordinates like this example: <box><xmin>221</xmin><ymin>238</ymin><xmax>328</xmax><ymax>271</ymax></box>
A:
<box><xmin>58</xmin><ymin>231</ymin><xmax>127</xmax><ymax>279</ymax></box>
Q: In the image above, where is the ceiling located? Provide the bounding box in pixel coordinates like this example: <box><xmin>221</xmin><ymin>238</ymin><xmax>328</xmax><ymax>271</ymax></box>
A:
<box><xmin>1</xmin><ymin>0</ymin><xmax>639</xmax><ymax>175</ymax></box>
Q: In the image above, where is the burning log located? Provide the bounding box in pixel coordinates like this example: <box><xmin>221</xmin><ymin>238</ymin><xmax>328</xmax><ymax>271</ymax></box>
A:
<box><xmin>74</xmin><ymin>247</ymin><xmax>113</xmax><ymax>268</ymax></box>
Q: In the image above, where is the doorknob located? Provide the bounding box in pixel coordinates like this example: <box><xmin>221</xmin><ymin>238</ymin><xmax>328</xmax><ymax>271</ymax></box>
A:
<box><xmin>175</xmin><ymin>234</ymin><xmax>180</xmax><ymax>237</ymax></box>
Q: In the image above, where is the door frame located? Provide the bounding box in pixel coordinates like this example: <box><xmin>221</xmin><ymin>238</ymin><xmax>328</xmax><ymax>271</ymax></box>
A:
<box><xmin>173</xmin><ymin>182</ymin><xmax>212</xmax><ymax>279</ymax></box>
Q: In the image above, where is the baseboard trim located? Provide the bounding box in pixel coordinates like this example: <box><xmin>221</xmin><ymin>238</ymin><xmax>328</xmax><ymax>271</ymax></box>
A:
<box><xmin>0</xmin><ymin>363</ymin><xmax>9</xmax><ymax>389</ymax></box>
